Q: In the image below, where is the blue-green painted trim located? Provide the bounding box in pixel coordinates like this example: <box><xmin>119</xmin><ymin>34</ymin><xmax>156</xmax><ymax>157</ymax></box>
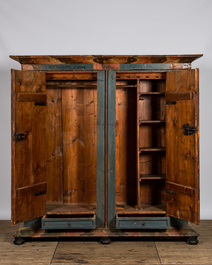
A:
<box><xmin>170</xmin><ymin>216</ymin><xmax>188</xmax><ymax>227</ymax></box>
<box><xmin>96</xmin><ymin>71</ymin><xmax>105</xmax><ymax>227</ymax></box>
<box><xmin>42</xmin><ymin>217</ymin><xmax>96</xmax><ymax>230</ymax></box>
<box><xmin>108</xmin><ymin>70</ymin><xmax>116</xmax><ymax>228</ymax></box>
<box><xmin>120</xmin><ymin>63</ymin><xmax>171</xmax><ymax>70</ymax></box>
<box><xmin>116</xmin><ymin>217</ymin><xmax>170</xmax><ymax>229</ymax></box>
<box><xmin>42</xmin><ymin>64</ymin><xmax>93</xmax><ymax>71</ymax></box>
<box><xmin>24</xmin><ymin>217</ymin><xmax>41</xmax><ymax>228</ymax></box>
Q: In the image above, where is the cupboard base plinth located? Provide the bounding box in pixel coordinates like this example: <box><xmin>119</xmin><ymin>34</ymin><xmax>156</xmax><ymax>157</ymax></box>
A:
<box><xmin>13</xmin><ymin>223</ymin><xmax>199</xmax><ymax>244</ymax></box>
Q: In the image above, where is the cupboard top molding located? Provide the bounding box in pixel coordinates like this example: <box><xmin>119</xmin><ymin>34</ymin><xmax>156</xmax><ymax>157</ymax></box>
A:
<box><xmin>10</xmin><ymin>54</ymin><xmax>203</xmax><ymax>71</ymax></box>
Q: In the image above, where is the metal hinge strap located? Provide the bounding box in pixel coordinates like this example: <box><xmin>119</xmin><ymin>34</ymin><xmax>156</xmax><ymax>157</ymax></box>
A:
<box><xmin>13</xmin><ymin>133</ymin><xmax>26</xmax><ymax>142</ymax></box>
<box><xmin>34</xmin><ymin>190</ymin><xmax>46</xmax><ymax>196</ymax></box>
<box><xmin>34</xmin><ymin>102</ymin><xmax>46</xmax><ymax>106</ymax></box>
<box><xmin>166</xmin><ymin>100</ymin><xmax>177</xmax><ymax>105</ymax></box>
<box><xmin>166</xmin><ymin>189</ymin><xmax>177</xmax><ymax>195</ymax></box>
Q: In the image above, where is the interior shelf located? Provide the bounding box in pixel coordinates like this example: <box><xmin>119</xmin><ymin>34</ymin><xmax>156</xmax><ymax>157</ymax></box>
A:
<box><xmin>140</xmin><ymin>174</ymin><xmax>166</xmax><ymax>180</ymax></box>
<box><xmin>139</xmin><ymin>92</ymin><xmax>165</xmax><ymax>95</ymax></box>
<box><xmin>139</xmin><ymin>120</ymin><xmax>165</xmax><ymax>124</ymax></box>
<box><xmin>46</xmin><ymin>203</ymin><xmax>96</xmax><ymax>216</ymax></box>
<box><xmin>116</xmin><ymin>203</ymin><xmax>166</xmax><ymax>215</ymax></box>
<box><xmin>139</xmin><ymin>147</ymin><xmax>166</xmax><ymax>152</ymax></box>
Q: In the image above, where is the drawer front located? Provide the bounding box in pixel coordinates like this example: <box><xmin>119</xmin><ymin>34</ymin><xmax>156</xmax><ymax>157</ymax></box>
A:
<box><xmin>42</xmin><ymin>217</ymin><xmax>96</xmax><ymax>230</ymax></box>
<box><xmin>116</xmin><ymin>217</ymin><xmax>170</xmax><ymax>229</ymax></box>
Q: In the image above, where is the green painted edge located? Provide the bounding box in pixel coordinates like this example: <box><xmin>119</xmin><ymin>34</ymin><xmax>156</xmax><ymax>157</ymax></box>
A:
<box><xmin>120</xmin><ymin>63</ymin><xmax>171</xmax><ymax>70</ymax></box>
<box><xmin>170</xmin><ymin>216</ymin><xmax>188</xmax><ymax>227</ymax></box>
<box><xmin>108</xmin><ymin>70</ymin><xmax>116</xmax><ymax>228</ymax></box>
<box><xmin>96</xmin><ymin>71</ymin><xmax>105</xmax><ymax>227</ymax></box>
<box><xmin>42</xmin><ymin>217</ymin><xmax>96</xmax><ymax>230</ymax></box>
<box><xmin>116</xmin><ymin>217</ymin><xmax>170</xmax><ymax>229</ymax></box>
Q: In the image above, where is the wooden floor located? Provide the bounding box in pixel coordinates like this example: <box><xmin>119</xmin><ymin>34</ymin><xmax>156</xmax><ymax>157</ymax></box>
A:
<box><xmin>0</xmin><ymin>220</ymin><xmax>212</xmax><ymax>264</ymax></box>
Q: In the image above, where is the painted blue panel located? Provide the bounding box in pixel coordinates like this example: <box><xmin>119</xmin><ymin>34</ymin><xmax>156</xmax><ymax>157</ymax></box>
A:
<box><xmin>24</xmin><ymin>217</ymin><xmax>41</xmax><ymax>228</ymax></box>
<box><xmin>170</xmin><ymin>216</ymin><xmax>188</xmax><ymax>227</ymax></box>
<box><xmin>120</xmin><ymin>63</ymin><xmax>171</xmax><ymax>70</ymax></box>
<box><xmin>42</xmin><ymin>217</ymin><xmax>96</xmax><ymax>230</ymax></box>
<box><xmin>42</xmin><ymin>64</ymin><xmax>93</xmax><ymax>71</ymax></box>
<box><xmin>116</xmin><ymin>217</ymin><xmax>170</xmax><ymax>229</ymax></box>
<box><xmin>108</xmin><ymin>71</ymin><xmax>116</xmax><ymax>228</ymax></box>
<box><xmin>96</xmin><ymin>71</ymin><xmax>105</xmax><ymax>227</ymax></box>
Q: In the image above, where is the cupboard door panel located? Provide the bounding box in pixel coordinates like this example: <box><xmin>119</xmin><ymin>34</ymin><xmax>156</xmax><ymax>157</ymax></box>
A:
<box><xmin>11</xmin><ymin>70</ymin><xmax>46</xmax><ymax>225</ymax></box>
<box><xmin>166</xmin><ymin>69</ymin><xmax>199</xmax><ymax>224</ymax></box>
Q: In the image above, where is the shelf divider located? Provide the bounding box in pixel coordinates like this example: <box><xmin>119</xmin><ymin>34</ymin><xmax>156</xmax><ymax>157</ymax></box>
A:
<box><xmin>140</xmin><ymin>174</ymin><xmax>166</xmax><ymax>181</ymax></box>
<box><xmin>139</xmin><ymin>147</ymin><xmax>166</xmax><ymax>152</ymax></box>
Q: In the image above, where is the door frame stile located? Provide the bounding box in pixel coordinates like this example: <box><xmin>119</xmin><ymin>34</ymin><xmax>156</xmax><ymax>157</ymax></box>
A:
<box><xmin>107</xmin><ymin>70</ymin><xmax>116</xmax><ymax>228</ymax></box>
<box><xmin>96</xmin><ymin>71</ymin><xmax>106</xmax><ymax>227</ymax></box>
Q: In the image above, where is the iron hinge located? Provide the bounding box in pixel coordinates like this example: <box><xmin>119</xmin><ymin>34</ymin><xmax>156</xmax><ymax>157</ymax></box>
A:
<box><xmin>182</xmin><ymin>123</ymin><xmax>197</xmax><ymax>135</ymax></box>
<box><xmin>34</xmin><ymin>190</ymin><xmax>46</xmax><ymax>196</ymax></box>
<box><xmin>13</xmin><ymin>133</ymin><xmax>26</xmax><ymax>142</ymax></box>
<box><xmin>166</xmin><ymin>189</ymin><xmax>177</xmax><ymax>195</ymax></box>
<box><xmin>34</xmin><ymin>101</ymin><xmax>46</xmax><ymax>106</ymax></box>
<box><xmin>166</xmin><ymin>100</ymin><xmax>177</xmax><ymax>105</ymax></box>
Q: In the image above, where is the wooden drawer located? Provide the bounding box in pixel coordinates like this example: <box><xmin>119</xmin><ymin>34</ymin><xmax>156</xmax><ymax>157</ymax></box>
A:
<box><xmin>116</xmin><ymin>217</ymin><xmax>170</xmax><ymax>229</ymax></box>
<box><xmin>42</xmin><ymin>215</ymin><xmax>96</xmax><ymax>230</ymax></box>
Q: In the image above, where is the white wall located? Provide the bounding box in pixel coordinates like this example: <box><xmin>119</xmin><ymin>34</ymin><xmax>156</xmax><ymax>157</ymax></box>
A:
<box><xmin>0</xmin><ymin>0</ymin><xmax>211</xmax><ymax>220</ymax></box>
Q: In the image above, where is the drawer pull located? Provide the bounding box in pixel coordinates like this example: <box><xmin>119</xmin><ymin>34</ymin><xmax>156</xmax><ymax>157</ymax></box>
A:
<box><xmin>67</xmin><ymin>222</ymin><xmax>72</xmax><ymax>227</ymax></box>
<box><xmin>141</xmin><ymin>221</ymin><xmax>146</xmax><ymax>227</ymax></box>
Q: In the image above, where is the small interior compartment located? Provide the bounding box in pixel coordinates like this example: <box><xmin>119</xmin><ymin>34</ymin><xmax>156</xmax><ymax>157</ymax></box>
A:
<box><xmin>115</xmin><ymin>79</ymin><xmax>137</xmax><ymax>208</ymax></box>
<box><xmin>45</xmin><ymin>73</ymin><xmax>97</xmax><ymax>218</ymax></box>
<box><xmin>115</xmin><ymin>73</ymin><xmax>167</xmax><ymax>219</ymax></box>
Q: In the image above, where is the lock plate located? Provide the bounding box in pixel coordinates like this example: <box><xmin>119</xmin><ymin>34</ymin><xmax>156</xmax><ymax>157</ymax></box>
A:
<box><xmin>182</xmin><ymin>123</ymin><xmax>197</xmax><ymax>135</ymax></box>
<box><xmin>13</xmin><ymin>133</ymin><xmax>26</xmax><ymax>142</ymax></box>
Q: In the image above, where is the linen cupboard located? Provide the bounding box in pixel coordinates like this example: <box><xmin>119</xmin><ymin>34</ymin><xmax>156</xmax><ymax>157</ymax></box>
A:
<box><xmin>10</xmin><ymin>55</ymin><xmax>202</xmax><ymax>245</ymax></box>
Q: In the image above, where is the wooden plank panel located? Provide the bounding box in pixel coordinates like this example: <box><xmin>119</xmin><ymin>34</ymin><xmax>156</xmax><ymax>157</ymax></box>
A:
<box><xmin>10</xmin><ymin>54</ymin><xmax>203</xmax><ymax>65</ymax></box>
<box><xmin>166</xmin><ymin>69</ymin><xmax>199</xmax><ymax>224</ymax></box>
<box><xmin>46</xmin><ymin>88</ymin><xmax>63</xmax><ymax>202</ymax></box>
<box><xmin>108</xmin><ymin>70</ymin><xmax>116</xmax><ymax>228</ymax></box>
<box><xmin>46</xmin><ymin>72</ymin><xmax>97</xmax><ymax>80</ymax></box>
<box><xmin>165</xmin><ymin>91</ymin><xmax>195</xmax><ymax>101</ymax></box>
<box><xmin>96</xmin><ymin>71</ymin><xmax>105</xmax><ymax>227</ymax></box>
<box><xmin>11</xmin><ymin>70</ymin><xmax>46</xmax><ymax>225</ymax></box>
<box><xmin>16</xmin><ymin>182</ymin><xmax>46</xmax><ymax>197</ymax></box>
<box><xmin>17</xmin><ymin>93</ymin><xmax>46</xmax><ymax>102</ymax></box>
<box><xmin>115</xmin><ymin>84</ymin><xmax>137</xmax><ymax>207</ymax></box>
<box><xmin>62</xmin><ymin>84</ymin><xmax>97</xmax><ymax>205</ymax></box>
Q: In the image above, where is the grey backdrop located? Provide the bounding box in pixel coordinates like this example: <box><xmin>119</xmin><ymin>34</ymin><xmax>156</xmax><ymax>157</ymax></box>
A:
<box><xmin>0</xmin><ymin>0</ymin><xmax>211</xmax><ymax>220</ymax></box>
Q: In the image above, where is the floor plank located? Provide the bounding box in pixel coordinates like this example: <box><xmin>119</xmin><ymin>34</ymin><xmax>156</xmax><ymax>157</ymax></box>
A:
<box><xmin>1</xmin><ymin>220</ymin><xmax>212</xmax><ymax>264</ymax></box>
<box><xmin>52</xmin><ymin>241</ymin><xmax>160</xmax><ymax>264</ymax></box>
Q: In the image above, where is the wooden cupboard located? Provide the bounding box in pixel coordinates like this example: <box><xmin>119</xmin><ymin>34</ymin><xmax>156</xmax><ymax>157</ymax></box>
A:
<box><xmin>10</xmin><ymin>55</ymin><xmax>202</xmax><ymax>244</ymax></box>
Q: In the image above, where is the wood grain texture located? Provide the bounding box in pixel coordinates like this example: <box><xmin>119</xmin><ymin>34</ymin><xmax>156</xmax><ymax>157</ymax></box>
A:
<box><xmin>62</xmin><ymin>82</ymin><xmax>97</xmax><ymax>205</ymax></box>
<box><xmin>138</xmin><ymin>79</ymin><xmax>166</xmax><ymax>206</ymax></box>
<box><xmin>11</xmin><ymin>70</ymin><xmax>46</xmax><ymax>225</ymax></box>
<box><xmin>46</xmin><ymin>88</ymin><xmax>63</xmax><ymax>202</ymax></box>
<box><xmin>166</xmin><ymin>69</ymin><xmax>199</xmax><ymax>224</ymax></box>
<box><xmin>10</xmin><ymin>54</ymin><xmax>203</xmax><ymax>65</ymax></box>
<box><xmin>115</xmin><ymin>82</ymin><xmax>137</xmax><ymax>207</ymax></box>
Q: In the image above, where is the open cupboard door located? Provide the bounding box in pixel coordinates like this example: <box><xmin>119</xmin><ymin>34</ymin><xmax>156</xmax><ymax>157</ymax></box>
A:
<box><xmin>11</xmin><ymin>70</ymin><xmax>46</xmax><ymax>225</ymax></box>
<box><xmin>165</xmin><ymin>69</ymin><xmax>200</xmax><ymax>225</ymax></box>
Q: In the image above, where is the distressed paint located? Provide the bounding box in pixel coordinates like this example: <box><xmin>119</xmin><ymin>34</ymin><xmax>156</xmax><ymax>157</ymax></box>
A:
<box><xmin>14</xmin><ymin>224</ymin><xmax>199</xmax><ymax>238</ymax></box>
<box><xmin>42</xmin><ymin>216</ymin><xmax>96</xmax><ymax>229</ymax></box>
<box><xmin>120</xmin><ymin>63</ymin><xmax>171</xmax><ymax>70</ymax></box>
<box><xmin>96</xmin><ymin>71</ymin><xmax>105</xmax><ymax>227</ymax></box>
<box><xmin>42</xmin><ymin>64</ymin><xmax>93</xmax><ymax>71</ymax></box>
<box><xmin>170</xmin><ymin>216</ymin><xmax>188</xmax><ymax>227</ymax></box>
<box><xmin>10</xmin><ymin>55</ymin><xmax>203</xmax><ymax>65</ymax></box>
<box><xmin>116</xmin><ymin>217</ymin><xmax>170</xmax><ymax>229</ymax></box>
<box><xmin>107</xmin><ymin>71</ymin><xmax>116</xmax><ymax>228</ymax></box>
